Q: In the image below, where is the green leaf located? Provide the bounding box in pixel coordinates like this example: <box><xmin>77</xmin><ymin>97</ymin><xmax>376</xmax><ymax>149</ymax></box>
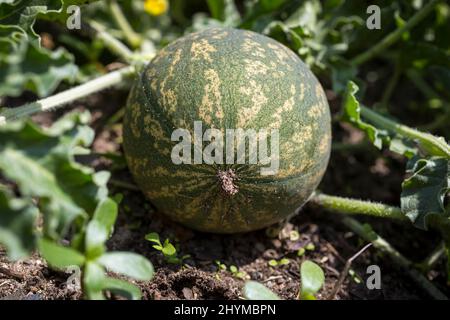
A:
<box><xmin>0</xmin><ymin>112</ymin><xmax>109</xmax><ymax>239</ymax></box>
<box><xmin>268</xmin><ymin>259</ymin><xmax>278</xmax><ymax>267</ymax></box>
<box><xmin>394</xmin><ymin>10</ymin><xmax>409</xmax><ymax>41</ymax></box>
<box><xmin>83</xmin><ymin>261</ymin><xmax>107</xmax><ymax>300</ymax></box>
<box><xmin>401</xmin><ymin>157</ymin><xmax>450</xmax><ymax>229</ymax></box>
<box><xmin>92</xmin><ymin>198</ymin><xmax>118</xmax><ymax>236</ymax></box>
<box><xmin>98</xmin><ymin>252</ymin><xmax>154</xmax><ymax>281</ymax></box>
<box><xmin>85</xmin><ymin>220</ymin><xmax>107</xmax><ymax>258</ymax></box>
<box><xmin>300</xmin><ymin>260</ymin><xmax>324</xmax><ymax>300</ymax></box>
<box><xmin>243</xmin><ymin>281</ymin><xmax>281</xmax><ymax>300</ymax></box>
<box><xmin>0</xmin><ymin>188</ymin><xmax>38</xmax><ymax>260</ymax></box>
<box><xmin>207</xmin><ymin>0</ymin><xmax>224</xmax><ymax>19</ymax></box>
<box><xmin>0</xmin><ymin>1</ymin><xmax>100</xmax><ymax>97</ymax></box>
<box><xmin>162</xmin><ymin>242</ymin><xmax>176</xmax><ymax>256</ymax></box>
<box><xmin>100</xmin><ymin>276</ymin><xmax>142</xmax><ymax>300</ymax></box>
<box><xmin>38</xmin><ymin>238</ymin><xmax>85</xmax><ymax>269</ymax></box>
<box><xmin>330</xmin><ymin>58</ymin><xmax>357</xmax><ymax>94</ymax></box>
<box><xmin>0</xmin><ymin>41</ymin><xmax>78</xmax><ymax>97</ymax></box>
<box><xmin>145</xmin><ymin>232</ymin><xmax>160</xmax><ymax>244</ymax></box>
<box><xmin>83</xmin><ymin>262</ymin><xmax>142</xmax><ymax>300</ymax></box>
<box><xmin>342</xmin><ymin>81</ymin><xmax>386</xmax><ymax>149</ymax></box>
<box><xmin>259</xmin><ymin>0</ymin><xmax>288</xmax><ymax>12</ymax></box>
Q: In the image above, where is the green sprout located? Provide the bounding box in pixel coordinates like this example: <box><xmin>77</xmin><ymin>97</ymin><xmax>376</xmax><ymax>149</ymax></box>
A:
<box><xmin>145</xmin><ymin>232</ymin><xmax>190</xmax><ymax>265</ymax></box>
<box><xmin>268</xmin><ymin>258</ymin><xmax>290</xmax><ymax>267</ymax></box>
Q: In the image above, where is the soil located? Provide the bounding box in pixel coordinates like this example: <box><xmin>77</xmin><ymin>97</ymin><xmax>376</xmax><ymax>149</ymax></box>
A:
<box><xmin>0</xmin><ymin>78</ymin><xmax>448</xmax><ymax>301</ymax></box>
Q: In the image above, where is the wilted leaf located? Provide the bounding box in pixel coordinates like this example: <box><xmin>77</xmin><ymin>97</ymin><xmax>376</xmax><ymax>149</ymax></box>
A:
<box><xmin>401</xmin><ymin>156</ymin><xmax>450</xmax><ymax>229</ymax></box>
<box><xmin>243</xmin><ymin>281</ymin><xmax>281</xmax><ymax>300</ymax></box>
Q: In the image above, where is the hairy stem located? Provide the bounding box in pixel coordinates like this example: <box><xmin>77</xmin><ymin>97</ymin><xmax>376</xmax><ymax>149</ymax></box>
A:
<box><xmin>360</xmin><ymin>106</ymin><xmax>450</xmax><ymax>157</ymax></box>
<box><xmin>310</xmin><ymin>192</ymin><xmax>408</xmax><ymax>221</ymax></box>
<box><xmin>353</xmin><ymin>0</ymin><xmax>441</xmax><ymax>66</ymax></box>
<box><xmin>88</xmin><ymin>20</ymin><xmax>135</xmax><ymax>62</ymax></box>
<box><xmin>342</xmin><ymin>217</ymin><xmax>448</xmax><ymax>300</ymax></box>
<box><xmin>108</xmin><ymin>0</ymin><xmax>142</xmax><ymax>48</ymax></box>
<box><xmin>0</xmin><ymin>66</ymin><xmax>136</xmax><ymax>125</ymax></box>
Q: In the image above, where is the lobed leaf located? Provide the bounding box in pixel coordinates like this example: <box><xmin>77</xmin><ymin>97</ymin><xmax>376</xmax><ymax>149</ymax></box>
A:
<box><xmin>401</xmin><ymin>156</ymin><xmax>450</xmax><ymax>229</ymax></box>
<box><xmin>0</xmin><ymin>1</ymin><xmax>100</xmax><ymax>97</ymax></box>
<box><xmin>0</xmin><ymin>111</ymin><xmax>109</xmax><ymax>239</ymax></box>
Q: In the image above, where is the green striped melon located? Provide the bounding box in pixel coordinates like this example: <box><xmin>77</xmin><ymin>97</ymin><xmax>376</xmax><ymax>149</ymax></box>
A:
<box><xmin>123</xmin><ymin>27</ymin><xmax>331</xmax><ymax>233</ymax></box>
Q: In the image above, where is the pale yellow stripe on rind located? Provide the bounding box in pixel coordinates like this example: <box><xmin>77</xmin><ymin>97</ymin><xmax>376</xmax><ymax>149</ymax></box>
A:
<box><xmin>237</xmin><ymin>80</ymin><xmax>268</xmax><ymax>128</ymax></box>
<box><xmin>199</xmin><ymin>68</ymin><xmax>224</xmax><ymax>125</ymax></box>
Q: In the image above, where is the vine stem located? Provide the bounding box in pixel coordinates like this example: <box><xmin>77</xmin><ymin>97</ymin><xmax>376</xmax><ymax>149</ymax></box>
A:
<box><xmin>0</xmin><ymin>66</ymin><xmax>136</xmax><ymax>125</ymax></box>
<box><xmin>341</xmin><ymin>217</ymin><xmax>448</xmax><ymax>300</ymax></box>
<box><xmin>87</xmin><ymin>20</ymin><xmax>135</xmax><ymax>63</ymax></box>
<box><xmin>107</xmin><ymin>0</ymin><xmax>142</xmax><ymax>48</ymax></box>
<box><xmin>352</xmin><ymin>0</ymin><xmax>441</xmax><ymax>66</ymax></box>
<box><xmin>310</xmin><ymin>192</ymin><xmax>408</xmax><ymax>221</ymax></box>
<box><xmin>360</xmin><ymin>106</ymin><xmax>450</xmax><ymax>158</ymax></box>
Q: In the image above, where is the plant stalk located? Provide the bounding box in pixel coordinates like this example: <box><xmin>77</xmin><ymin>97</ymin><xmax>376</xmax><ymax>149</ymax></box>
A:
<box><xmin>107</xmin><ymin>0</ymin><xmax>142</xmax><ymax>48</ymax></box>
<box><xmin>360</xmin><ymin>106</ymin><xmax>450</xmax><ymax>158</ymax></box>
<box><xmin>0</xmin><ymin>66</ymin><xmax>136</xmax><ymax>125</ymax></box>
<box><xmin>353</xmin><ymin>0</ymin><xmax>441</xmax><ymax>66</ymax></box>
<box><xmin>380</xmin><ymin>61</ymin><xmax>401</xmax><ymax>110</ymax></box>
<box><xmin>417</xmin><ymin>242</ymin><xmax>446</xmax><ymax>272</ymax></box>
<box><xmin>310</xmin><ymin>192</ymin><xmax>409</xmax><ymax>221</ymax></box>
<box><xmin>341</xmin><ymin>217</ymin><xmax>448</xmax><ymax>300</ymax></box>
<box><xmin>406</xmin><ymin>69</ymin><xmax>450</xmax><ymax>131</ymax></box>
<box><xmin>88</xmin><ymin>20</ymin><xmax>136</xmax><ymax>63</ymax></box>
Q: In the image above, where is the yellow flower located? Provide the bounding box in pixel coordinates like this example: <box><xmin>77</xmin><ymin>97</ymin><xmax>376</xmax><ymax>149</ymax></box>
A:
<box><xmin>144</xmin><ymin>0</ymin><xmax>169</xmax><ymax>16</ymax></box>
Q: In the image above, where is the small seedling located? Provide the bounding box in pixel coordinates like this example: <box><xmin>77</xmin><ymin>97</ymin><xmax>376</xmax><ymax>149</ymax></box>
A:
<box><xmin>145</xmin><ymin>232</ymin><xmax>190</xmax><ymax>265</ymax></box>
<box><xmin>229</xmin><ymin>265</ymin><xmax>248</xmax><ymax>280</ymax></box>
<box><xmin>214</xmin><ymin>260</ymin><xmax>227</xmax><ymax>271</ymax></box>
<box><xmin>268</xmin><ymin>258</ymin><xmax>290</xmax><ymax>267</ymax></box>
<box><xmin>305</xmin><ymin>243</ymin><xmax>316</xmax><ymax>251</ymax></box>
<box><xmin>297</xmin><ymin>248</ymin><xmax>306</xmax><ymax>256</ymax></box>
